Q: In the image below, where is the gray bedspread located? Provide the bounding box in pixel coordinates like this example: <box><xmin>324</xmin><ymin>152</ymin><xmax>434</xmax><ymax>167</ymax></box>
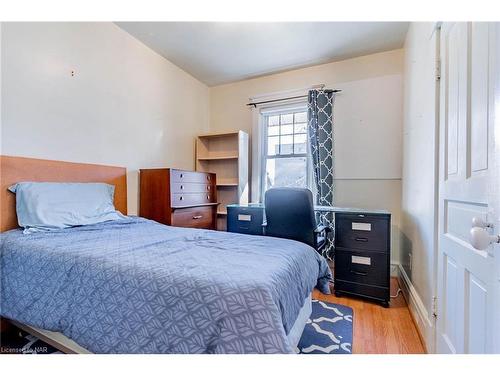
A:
<box><xmin>0</xmin><ymin>217</ymin><xmax>331</xmax><ymax>353</ymax></box>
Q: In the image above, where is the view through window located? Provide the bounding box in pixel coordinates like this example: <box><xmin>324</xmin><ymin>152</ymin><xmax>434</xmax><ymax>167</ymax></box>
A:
<box><xmin>263</xmin><ymin>109</ymin><xmax>310</xmax><ymax>193</ymax></box>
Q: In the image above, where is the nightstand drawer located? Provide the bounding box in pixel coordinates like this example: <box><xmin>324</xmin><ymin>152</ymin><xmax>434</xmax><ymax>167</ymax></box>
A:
<box><xmin>227</xmin><ymin>206</ymin><xmax>264</xmax><ymax>235</ymax></box>
<box><xmin>335</xmin><ymin>213</ymin><xmax>390</xmax><ymax>252</ymax></box>
<box><xmin>334</xmin><ymin>280</ymin><xmax>389</xmax><ymax>302</ymax></box>
<box><xmin>335</xmin><ymin>249</ymin><xmax>389</xmax><ymax>287</ymax></box>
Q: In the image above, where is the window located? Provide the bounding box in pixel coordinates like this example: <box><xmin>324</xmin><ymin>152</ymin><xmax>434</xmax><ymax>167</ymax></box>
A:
<box><xmin>261</xmin><ymin>107</ymin><xmax>311</xmax><ymax>196</ymax></box>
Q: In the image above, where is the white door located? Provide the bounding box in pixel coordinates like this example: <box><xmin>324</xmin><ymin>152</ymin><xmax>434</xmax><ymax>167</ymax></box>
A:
<box><xmin>437</xmin><ymin>22</ymin><xmax>500</xmax><ymax>353</ymax></box>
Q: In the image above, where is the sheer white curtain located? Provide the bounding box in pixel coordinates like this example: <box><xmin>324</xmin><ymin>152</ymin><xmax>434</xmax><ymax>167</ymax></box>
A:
<box><xmin>249</xmin><ymin>98</ymin><xmax>309</xmax><ymax>202</ymax></box>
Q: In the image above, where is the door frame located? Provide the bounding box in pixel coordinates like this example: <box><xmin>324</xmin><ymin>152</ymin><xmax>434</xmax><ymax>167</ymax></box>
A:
<box><xmin>432</xmin><ymin>21</ymin><xmax>442</xmax><ymax>354</ymax></box>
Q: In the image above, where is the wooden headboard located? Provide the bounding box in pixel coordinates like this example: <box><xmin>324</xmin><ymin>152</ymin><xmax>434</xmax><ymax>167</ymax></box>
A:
<box><xmin>0</xmin><ymin>155</ymin><xmax>128</xmax><ymax>232</ymax></box>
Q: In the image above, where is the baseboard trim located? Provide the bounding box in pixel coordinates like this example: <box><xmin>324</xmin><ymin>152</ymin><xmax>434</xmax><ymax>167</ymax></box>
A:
<box><xmin>397</xmin><ymin>264</ymin><xmax>435</xmax><ymax>353</ymax></box>
<box><xmin>390</xmin><ymin>262</ymin><xmax>399</xmax><ymax>278</ymax></box>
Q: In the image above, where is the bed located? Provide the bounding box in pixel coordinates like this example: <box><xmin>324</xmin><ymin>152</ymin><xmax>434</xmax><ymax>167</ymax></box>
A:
<box><xmin>0</xmin><ymin>156</ymin><xmax>331</xmax><ymax>354</ymax></box>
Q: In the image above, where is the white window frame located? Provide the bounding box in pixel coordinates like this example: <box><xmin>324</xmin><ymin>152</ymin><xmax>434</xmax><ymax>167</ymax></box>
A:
<box><xmin>258</xmin><ymin>102</ymin><xmax>313</xmax><ymax>201</ymax></box>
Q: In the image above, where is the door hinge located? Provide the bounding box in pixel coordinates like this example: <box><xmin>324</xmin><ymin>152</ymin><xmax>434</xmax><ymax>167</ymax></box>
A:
<box><xmin>435</xmin><ymin>58</ymin><xmax>441</xmax><ymax>81</ymax></box>
<box><xmin>432</xmin><ymin>296</ymin><xmax>438</xmax><ymax>318</ymax></box>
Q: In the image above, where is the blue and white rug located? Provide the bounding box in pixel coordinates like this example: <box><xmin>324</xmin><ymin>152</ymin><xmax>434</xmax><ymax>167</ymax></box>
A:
<box><xmin>297</xmin><ymin>299</ymin><xmax>353</xmax><ymax>354</ymax></box>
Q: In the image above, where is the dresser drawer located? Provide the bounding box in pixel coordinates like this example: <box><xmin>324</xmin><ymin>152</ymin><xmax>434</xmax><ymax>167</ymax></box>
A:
<box><xmin>171</xmin><ymin>206</ymin><xmax>214</xmax><ymax>229</ymax></box>
<box><xmin>171</xmin><ymin>170</ymin><xmax>213</xmax><ymax>184</ymax></box>
<box><xmin>335</xmin><ymin>213</ymin><xmax>390</xmax><ymax>252</ymax></box>
<box><xmin>171</xmin><ymin>192</ymin><xmax>214</xmax><ymax>207</ymax></box>
<box><xmin>171</xmin><ymin>182</ymin><xmax>213</xmax><ymax>194</ymax></box>
<box><xmin>335</xmin><ymin>249</ymin><xmax>389</xmax><ymax>288</ymax></box>
<box><xmin>227</xmin><ymin>206</ymin><xmax>264</xmax><ymax>235</ymax></box>
<box><xmin>334</xmin><ymin>279</ymin><xmax>389</xmax><ymax>303</ymax></box>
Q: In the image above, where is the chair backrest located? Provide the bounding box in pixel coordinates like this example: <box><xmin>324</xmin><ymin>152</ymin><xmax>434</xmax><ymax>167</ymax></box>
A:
<box><xmin>264</xmin><ymin>187</ymin><xmax>317</xmax><ymax>247</ymax></box>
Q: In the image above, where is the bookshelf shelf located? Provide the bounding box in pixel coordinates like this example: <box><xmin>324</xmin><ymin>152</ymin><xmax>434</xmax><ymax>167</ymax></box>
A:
<box><xmin>197</xmin><ymin>155</ymin><xmax>239</xmax><ymax>161</ymax></box>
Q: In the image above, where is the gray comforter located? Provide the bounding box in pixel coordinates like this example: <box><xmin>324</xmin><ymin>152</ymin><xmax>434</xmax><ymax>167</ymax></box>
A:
<box><xmin>0</xmin><ymin>217</ymin><xmax>331</xmax><ymax>353</ymax></box>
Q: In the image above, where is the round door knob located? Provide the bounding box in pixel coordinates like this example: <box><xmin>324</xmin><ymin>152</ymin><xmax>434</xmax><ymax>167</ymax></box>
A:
<box><xmin>470</xmin><ymin>227</ymin><xmax>500</xmax><ymax>251</ymax></box>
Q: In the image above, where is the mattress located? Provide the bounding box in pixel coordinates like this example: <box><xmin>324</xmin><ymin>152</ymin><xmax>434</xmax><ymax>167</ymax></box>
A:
<box><xmin>286</xmin><ymin>294</ymin><xmax>312</xmax><ymax>350</ymax></box>
<box><xmin>0</xmin><ymin>217</ymin><xmax>331</xmax><ymax>353</ymax></box>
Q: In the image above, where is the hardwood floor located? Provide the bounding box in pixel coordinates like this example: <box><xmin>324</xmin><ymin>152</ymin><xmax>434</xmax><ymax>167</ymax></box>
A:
<box><xmin>313</xmin><ymin>277</ymin><xmax>426</xmax><ymax>354</ymax></box>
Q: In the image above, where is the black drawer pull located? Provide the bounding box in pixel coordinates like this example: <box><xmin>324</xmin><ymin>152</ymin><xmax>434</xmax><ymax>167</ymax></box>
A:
<box><xmin>350</xmin><ymin>270</ymin><xmax>368</xmax><ymax>276</ymax></box>
<box><xmin>355</xmin><ymin>237</ymin><xmax>369</xmax><ymax>242</ymax></box>
<box><xmin>192</xmin><ymin>215</ymin><xmax>203</xmax><ymax>220</ymax></box>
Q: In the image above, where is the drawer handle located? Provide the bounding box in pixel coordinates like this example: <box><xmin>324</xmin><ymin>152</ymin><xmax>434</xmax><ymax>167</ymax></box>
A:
<box><xmin>207</xmin><ymin>186</ymin><xmax>210</xmax><ymax>190</ymax></box>
<box><xmin>350</xmin><ymin>270</ymin><xmax>368</xmax><ymax>276</ymax></box>
<box><xmin>180</xmin><ymin>173</ymin><xmax>183</xmax><ymax>178</ymax></box>
<box><xmin>207</xmin><ymin>195</ymin><xmax>210</xmax><ymax>199</ymax></box>
<box><xmin>179</xmin><ymin>196</ymin><xmax>183</xmax><ymax>201</ymax></box>
<box><xmin>193</xmin><ymin>215</ymin><xmax>203</xmax><ymax>220</ymax></box>
<box><xmin>180</xmin><ymin>185</ymin><xmax>184</xmax><ymax>190</ymax></box>
<box><xmin>355</xmin><ymin>237</ymin><xmax>368</xmax><ymax>242</ymax></box>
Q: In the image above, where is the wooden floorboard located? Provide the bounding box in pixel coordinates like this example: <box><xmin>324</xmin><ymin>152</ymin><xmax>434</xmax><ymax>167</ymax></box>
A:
<box><xmin>312</xmin><ymin>278</ymin><xmax>426</xmax><ymax>354</ymax></box>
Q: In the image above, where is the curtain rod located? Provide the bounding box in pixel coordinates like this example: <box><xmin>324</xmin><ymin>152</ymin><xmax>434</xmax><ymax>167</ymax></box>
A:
<box><xmin>246</xmin><ymin>89</ymin><xmax>342</xmax><ymax>108</ymax></box>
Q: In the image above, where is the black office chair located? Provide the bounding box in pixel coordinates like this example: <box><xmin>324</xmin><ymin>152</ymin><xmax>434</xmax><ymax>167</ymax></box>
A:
<box><xmin>264</xmin><ymin>187</ymin><xmax>331</xmax><ymax>251</ymax></box>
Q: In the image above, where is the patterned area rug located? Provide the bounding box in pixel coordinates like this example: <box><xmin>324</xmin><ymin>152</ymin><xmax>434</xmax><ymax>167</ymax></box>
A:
<box><xmin>297</xmin><ymin>299</ymin><xmax>353</xmax><ymax>354</ymax></box>
<box><xmin>0</xmin><ymin>300</ymin><xmax>353</xmax><ymax>354</ymax></box>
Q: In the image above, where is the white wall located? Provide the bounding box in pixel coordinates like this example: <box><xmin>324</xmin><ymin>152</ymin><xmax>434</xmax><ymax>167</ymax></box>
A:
<box><xmin>210</xmin><ymin>49</ymin><xmax>404</xmax><ymax>263</ymax></box>
<box><xmin>400</xmin><ymin>22</ymin><xmax>439</xmax><ymax>352</ymax></box>
<box><xmin>1</xmin><ymin>24</ymin><xmax>406</xmax><ymax>264</ymax></box>
<box><xmin>0</xmin><ymin>22</ymin><xmax>210</xmax><ymax>215</ymax></box>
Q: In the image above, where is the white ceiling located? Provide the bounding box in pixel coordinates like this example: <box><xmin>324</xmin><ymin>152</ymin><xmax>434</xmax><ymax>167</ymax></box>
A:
<box><xmin>116</xmin><ymin>22</ymin><xmax>409</xmax><ymax>86</ymax></box>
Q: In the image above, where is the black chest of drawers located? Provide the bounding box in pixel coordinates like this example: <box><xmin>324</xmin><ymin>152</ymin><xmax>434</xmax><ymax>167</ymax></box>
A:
<box><xmin>334</xmin><ymin>211</ymin><xmax>391</xmax><ymax>307</ymax></box>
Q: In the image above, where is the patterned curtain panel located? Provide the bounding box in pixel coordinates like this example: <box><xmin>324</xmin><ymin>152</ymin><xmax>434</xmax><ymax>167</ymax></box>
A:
<box><xmin>307</xmin><ymin>89</ymin><xmax>336</xmax><ymax>259</ymax></box>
